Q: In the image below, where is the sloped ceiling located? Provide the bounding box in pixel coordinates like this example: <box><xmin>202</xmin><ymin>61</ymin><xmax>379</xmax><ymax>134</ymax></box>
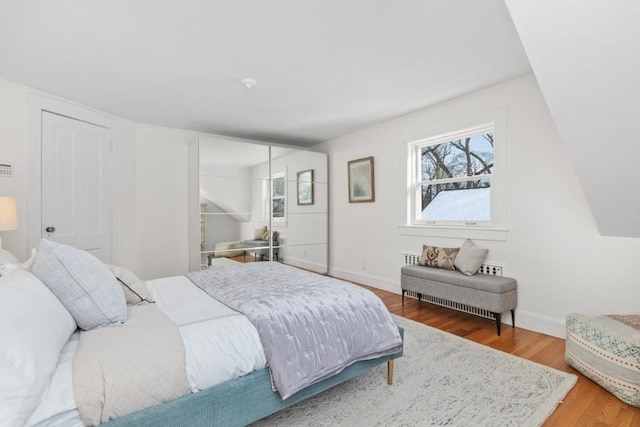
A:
<box><xmin>506</xmin><ymin>1</ymin><xmax>640</xmax><ymax>238</ymax></box>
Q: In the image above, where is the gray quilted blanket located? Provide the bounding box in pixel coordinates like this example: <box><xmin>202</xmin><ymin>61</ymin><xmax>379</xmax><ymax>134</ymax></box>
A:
<box><xmin>187</xmin><ymin>262</ymin><xmax>402</xmax><ymax>399</ymax></box>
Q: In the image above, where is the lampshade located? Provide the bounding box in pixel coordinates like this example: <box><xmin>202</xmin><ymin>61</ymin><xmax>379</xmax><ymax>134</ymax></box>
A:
<box><xmin>0</xmin><ymin>196</ymin><xmax>18</xmax><ymax>252</ymax></box>
<box><xmin>0</xmin><ymin>196</ymin><xmax>18</xmax><ymax>231</ymax></box>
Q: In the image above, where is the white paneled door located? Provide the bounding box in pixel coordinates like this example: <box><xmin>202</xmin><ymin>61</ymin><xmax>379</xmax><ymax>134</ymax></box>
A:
<box><xmin>41</xmin><ymin>111</ymin><xmax>112</xmax><ymax>263</ymax></box>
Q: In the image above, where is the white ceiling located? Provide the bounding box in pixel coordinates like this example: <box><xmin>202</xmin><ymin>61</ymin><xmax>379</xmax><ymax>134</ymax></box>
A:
<box><xmin>0</xmin><ymin>0</ymin><xmax>531</xmax><ymax>147</ymax></box>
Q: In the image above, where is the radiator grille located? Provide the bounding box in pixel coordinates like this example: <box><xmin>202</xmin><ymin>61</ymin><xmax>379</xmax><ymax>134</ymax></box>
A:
<box><xmin>403</xmin><ymin>253</ymin><xmax>503</xmax><ymax>276</ymax></box>
<box><xmin>403</xmin><ymin>290</ymin><xmax>495</xmax><ymax>319</ymax></box>
<box><xmin>402</xmin><ymin>252</ymin><xmax>504</xmax><ymax>319</ymax></box>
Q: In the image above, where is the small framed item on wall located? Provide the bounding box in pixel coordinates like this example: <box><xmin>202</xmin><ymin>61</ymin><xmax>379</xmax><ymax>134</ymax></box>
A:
<box><xmin>348</xmin><ymin>156</ymin><xmax>375</xmax><ymax>203</ymax></box>
<box><xmin>297</xmin><ymin>169</ymin><xmax>314</xmax><ymax>205</ymax></box>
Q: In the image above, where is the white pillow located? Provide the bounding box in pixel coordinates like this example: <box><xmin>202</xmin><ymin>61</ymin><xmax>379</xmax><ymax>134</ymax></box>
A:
<box><xmin>107</xmin><ymin>264</ymin><xmax>154</xmax><ymax>305</ymax></box>
<box><xmin>31</xmin><ymin>239</ymin><xmax>127</xmax><ymax>330</ymax></box>
<box><xmin>454</xmin><ymin>239</ymin><xmax>489</xmax><ymax>276</ymax></box>
<box><xmin>0</xmin><ymin>249</ymin><xmax>19</xmax><ymax>265</ymax></box>
<box><xmin>0</xmin><ymin>269</ymin><xmax>76</xmax><ymax>427</ymax></box>
<box><xmin>0</xmin><ymin>249</ymin><xmax>21</xmax><ymax>276</ymax></box>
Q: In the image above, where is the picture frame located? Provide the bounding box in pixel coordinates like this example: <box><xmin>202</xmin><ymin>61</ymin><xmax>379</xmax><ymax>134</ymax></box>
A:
<box><xmin>296</xmin><ymin>169</ymin><xmax>314</xmax><ymax>205</ymax></box>
<box><xmin>348</xmin><ymin>156</ymin><xmax>375</xmax><ymax>203</ymax></box>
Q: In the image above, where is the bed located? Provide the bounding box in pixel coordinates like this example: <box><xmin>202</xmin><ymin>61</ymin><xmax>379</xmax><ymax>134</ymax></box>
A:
<box><xmin>0</xmin><ymin>241</ymin><xmax>403</xmax><ymax>427</ymax></box>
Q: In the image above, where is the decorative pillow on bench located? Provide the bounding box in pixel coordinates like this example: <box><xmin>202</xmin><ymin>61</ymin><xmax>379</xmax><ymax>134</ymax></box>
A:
<box><xmin>254</xmin><ymin>226</ymin><xmax>268</xmax><ymax>240</ymax></box>
<box><xmin>419</xmin><ymin>245</ymin><xmax>459</xmax><ymax>270</ymax></box>
<box><xmin>454</xmin><ymin>239</ymin><xmax>489</xmax><ymax>276</ymax></box>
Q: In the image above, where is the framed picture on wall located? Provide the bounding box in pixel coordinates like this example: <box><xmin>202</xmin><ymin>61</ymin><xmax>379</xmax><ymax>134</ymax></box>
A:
<box><xmin>297</xmin><ymin>169</ymin><xmax>314</xmax><ymax>205</ymax></box>
<box><xmin>348</xmin><ymin>156</ymin><xmax>375</xmax><ymax>203</ymax></box>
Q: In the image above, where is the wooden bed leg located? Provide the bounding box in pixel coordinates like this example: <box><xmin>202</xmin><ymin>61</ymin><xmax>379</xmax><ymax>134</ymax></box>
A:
<box><xmin>387</xmin><ymin>360</ymin><xmax>394</xmax><ymax>385</ymax></box>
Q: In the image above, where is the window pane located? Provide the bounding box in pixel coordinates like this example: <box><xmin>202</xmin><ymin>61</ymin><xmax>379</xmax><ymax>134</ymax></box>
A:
<box><xmin>273</xmin><ymin>198</ymin><xmax>285</xmax><ymax>218</ymax></box>
<box><xmin>421</xmin><ymin>133</ymin><xmax>493</xmax><ymax>181</ymax></box>
<box><xmin>273</xmin><ymin>177</ymin><xmax>285</xmax><ymax>197</ymax></box>
<box><xmin>421</xmin><ymin>180</ymin><xmax>490</xmax><ymax>221</ymax></box>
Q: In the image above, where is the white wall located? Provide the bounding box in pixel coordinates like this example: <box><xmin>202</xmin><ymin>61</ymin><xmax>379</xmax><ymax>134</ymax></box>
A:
<box><xmin>135</xmin><ymin>125</ymin><xmax>194</xmax><ymax>279</ymax></box>
<box><xmin>201</xmin><ymin>201</ymin><xmax>242</xmax><ymax>250</ymax></box>
<box><xmin>0</xmin><ymin>79</ymin><xmax>29</xmax><ymax>258</ymax></box>
<box><xmin>199</xmin><ymin>164</ymin><xmax>252</xmax><ymax>223</ymax></box>
<box><xmin>315</xmin><ymin>74</ymin><xmax>640</xmax><ymax>338</ymax></box>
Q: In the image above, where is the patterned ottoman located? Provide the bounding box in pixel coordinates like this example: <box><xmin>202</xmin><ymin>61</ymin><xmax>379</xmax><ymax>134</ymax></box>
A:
<box><xmin>565</xmin><ymin>313</ymin><xmax>640</xmax><ymax>407</ymax></box>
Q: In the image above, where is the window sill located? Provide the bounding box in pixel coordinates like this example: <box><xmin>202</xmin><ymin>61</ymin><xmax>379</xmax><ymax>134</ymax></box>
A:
<box><xmin>398</xmin><ymin>225</ymin><xmax>508</xmax><ymax>242</ymax></box>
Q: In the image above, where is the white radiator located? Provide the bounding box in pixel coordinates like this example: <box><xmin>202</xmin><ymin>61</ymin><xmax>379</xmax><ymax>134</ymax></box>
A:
<box><xmin>402</xmin><ymin>252</ymin><xmax>503</xmax><ymax>276</ymax></box>
<box><xmin>402</xmin><ymin>252</ymin><xmax>504</xmax><ymax>319</ymax></box>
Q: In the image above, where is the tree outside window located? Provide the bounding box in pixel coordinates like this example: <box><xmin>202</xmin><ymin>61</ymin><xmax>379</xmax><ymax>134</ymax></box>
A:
<box><xmin>414</xmin><ymin>127</ymin><xmax>494</xmax><ymax>224</ymax></box>
<box><xmin>271</xmin><ymin>172</ymin><xmax>286</xmax><ymax>222</ymax></box>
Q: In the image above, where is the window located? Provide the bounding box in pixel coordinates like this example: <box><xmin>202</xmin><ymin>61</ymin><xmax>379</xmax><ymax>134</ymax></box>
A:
<box><xmin>410</xmin><ymin>124</ymin><xmax>494</xmax><ymax>226</ymax></box>
<box><xmin>271</xmin><ymin>172</ymin><xmax>286</xmax><ymax>222</ymax></box>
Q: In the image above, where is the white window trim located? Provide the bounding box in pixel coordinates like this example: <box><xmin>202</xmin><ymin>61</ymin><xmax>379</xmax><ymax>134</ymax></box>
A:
<box><xmin>264</xmin><ymin>171</ymin><xmax>287</xmax><ymax>224</ymax></box>
<box><xmin>401</xmin><ymin>108</ymin><xmax>508</xmax><ymax>242</ymax></box>
<box><xmin>411</xmin><ymin>123</ymin><xmax>494</xmax><ymax>227</ymax></box>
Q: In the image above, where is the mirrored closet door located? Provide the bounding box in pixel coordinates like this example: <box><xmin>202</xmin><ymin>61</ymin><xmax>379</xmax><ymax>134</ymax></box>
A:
<box><xmin>195</xmin><ymin>136</ymin><xmax>328</xmax><ymax>274</ymax></box>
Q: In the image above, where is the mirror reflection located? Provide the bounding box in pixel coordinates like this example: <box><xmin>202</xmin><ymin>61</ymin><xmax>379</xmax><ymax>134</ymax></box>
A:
<box><xmin>198</xmin><ymin>137</ymin><xmax>328</xmax><ymax>274</ymax></box>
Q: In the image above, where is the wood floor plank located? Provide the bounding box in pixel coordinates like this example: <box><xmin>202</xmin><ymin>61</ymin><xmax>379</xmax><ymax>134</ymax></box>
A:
<box><xmin>356</xmin><ymin>283</ymin><xmax>640</xmax><ymax>426</ymax></box>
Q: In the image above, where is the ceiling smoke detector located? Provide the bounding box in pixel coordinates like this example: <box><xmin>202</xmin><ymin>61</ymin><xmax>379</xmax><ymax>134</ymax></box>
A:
<box><xmin>241</xmin><ymin>78</ymin><xmax>257</xmax><ymax>89</ymax></box>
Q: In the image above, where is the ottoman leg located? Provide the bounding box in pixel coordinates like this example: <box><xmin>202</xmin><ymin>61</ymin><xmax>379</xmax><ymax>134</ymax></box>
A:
<box><xmin>511</xmin><ymin>309</ymin><xmax>515</xmax><ymax>329</ymax></box>
<box><xmin>402</xmin><ymin>290</ymin><xmax>406</xmax><ymax>306</ymax></box>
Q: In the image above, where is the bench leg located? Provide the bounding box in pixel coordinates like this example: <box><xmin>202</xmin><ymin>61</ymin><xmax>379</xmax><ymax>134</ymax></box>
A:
<box><xmin>495</xmin><ymin>312</ymin><xmax>502</xmax><ymax>336</ymax></box>
<box><xmin>402</xmin><ymin>290</ymin><xmax>406</xmax><ymax>306</ymax></box>
<box><xmin>511</xmin><ymin>309</ymin><xmax>515</xmax><ymax>329</ymax></box>
<box><xmin>387</xmin><ymin>360</ymin><xmax>394</xmax><ymax>385</ymax></box>
<box><xmin>417</xmin><ymin>293</ymin><xmax>422</xmax><ymax>303</ymax></box>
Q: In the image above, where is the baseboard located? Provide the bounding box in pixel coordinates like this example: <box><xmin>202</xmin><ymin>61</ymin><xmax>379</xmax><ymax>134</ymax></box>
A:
<box><xmin>515</xmin><ymin>310</ymin><xmax>566</xmax><ymax>339</ymax></box>
<box><xmin>328</xmin><ymin>266</ymin><xmax>401</xmax><ymax>295</ymax></box>
<box><xmin>329</xmin><ymin>266</ymin><xmax>567</xmax><ymax>339</ymax></box>
<box><xmin>285</xmin><ymin>257</ymin><xmax>328</xmax><ymax>274</ymax></box>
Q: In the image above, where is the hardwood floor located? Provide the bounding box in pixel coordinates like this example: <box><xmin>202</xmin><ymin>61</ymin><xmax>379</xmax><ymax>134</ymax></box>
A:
<box><xmin>362</xmin><ymin>285</ymin><xmax>640</xmax><ymax>427</ymax></box>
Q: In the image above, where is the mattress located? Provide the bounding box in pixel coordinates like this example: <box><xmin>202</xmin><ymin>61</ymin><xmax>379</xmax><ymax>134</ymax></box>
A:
<box><xmin>25</xmin><ymin>275</ymin><xmax>267</xmax><ymax>426</ymax></box>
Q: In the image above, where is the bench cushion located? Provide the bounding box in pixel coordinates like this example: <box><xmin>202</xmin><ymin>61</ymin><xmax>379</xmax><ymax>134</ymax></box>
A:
<box><xmin>401</xmin><ymin>265</ymin><xmax>516</xmax><ymax>294</ymax></box>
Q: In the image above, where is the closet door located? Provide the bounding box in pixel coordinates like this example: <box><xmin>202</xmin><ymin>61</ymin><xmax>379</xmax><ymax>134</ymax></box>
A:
<box><xmin>193</xmin><ymin>138</ymin><xmax>328</xmax><ymax>274</ymax></box>
<box><xmin>41</xmin><ymin>111</ymin><xmax>113</xmax><ymax>262</ymax></box>
<box><xmin>197</xmin><ymin>138</ymin><xmax>269</xmax><ymax>269</ymax></box>
<box><xmin>271</xmin><ymin>147</ymin><xmax>328</xmax><ymax>274</ymax></box>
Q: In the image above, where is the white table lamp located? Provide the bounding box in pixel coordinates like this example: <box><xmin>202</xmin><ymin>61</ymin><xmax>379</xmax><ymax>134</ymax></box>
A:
<box><xmin>0</xmin><ymin>196</ymin><xmax>19</xmax><ymax>251</ymax></box>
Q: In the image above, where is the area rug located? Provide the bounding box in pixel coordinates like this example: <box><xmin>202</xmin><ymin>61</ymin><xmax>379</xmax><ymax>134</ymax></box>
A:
<box><xmin>252</xmin><ymin>314</ymin><xmax>577</xmax><ymax>427</ymax></box>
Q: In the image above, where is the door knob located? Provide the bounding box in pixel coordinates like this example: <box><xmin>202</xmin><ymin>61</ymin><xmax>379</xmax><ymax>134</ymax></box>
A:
<box><xmin>45</xmin><ymin>226</ymin><xmax>55</xmax><ymax>233</ymax></box>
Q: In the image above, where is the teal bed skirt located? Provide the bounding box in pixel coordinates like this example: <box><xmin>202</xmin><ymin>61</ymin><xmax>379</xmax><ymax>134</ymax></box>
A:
<box><xmin>107</xmin><ymin>327</ymin><xmax>404</xmax><ymax>427</ymax></box>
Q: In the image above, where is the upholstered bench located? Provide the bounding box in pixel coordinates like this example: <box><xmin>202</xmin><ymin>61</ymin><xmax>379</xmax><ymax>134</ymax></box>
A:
<box><xmin>242</xmin><ymin>239</ymin><xmax>279</xmax><ymax>262</ymax></box>
<box><xmin>401</xmin><ymin>265</ymin><xmax>517</xmax><ymax>335</ymax></box>
<box><xmin>565</xmin><ymin>313</ymin><xmax>640</xmax><ymax>407</ymax></box>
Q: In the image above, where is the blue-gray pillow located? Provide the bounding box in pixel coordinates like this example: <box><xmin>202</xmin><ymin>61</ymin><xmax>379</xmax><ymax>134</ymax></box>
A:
<box><xmin>31</xmin><ymin>240</ymin><xmax>127</xmax><ymax>330</ymax></box>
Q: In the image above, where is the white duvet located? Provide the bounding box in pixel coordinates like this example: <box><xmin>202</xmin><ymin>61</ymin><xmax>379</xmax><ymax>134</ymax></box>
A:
<box><xmin>25</xmin><ymin>275</ymin><xmax>267</xmax><ymax>426</ymax></box>
<box><xmin>149</xmin><ymin>275</ymin><xmax>266</xmax><ymax>392</ymax></box>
